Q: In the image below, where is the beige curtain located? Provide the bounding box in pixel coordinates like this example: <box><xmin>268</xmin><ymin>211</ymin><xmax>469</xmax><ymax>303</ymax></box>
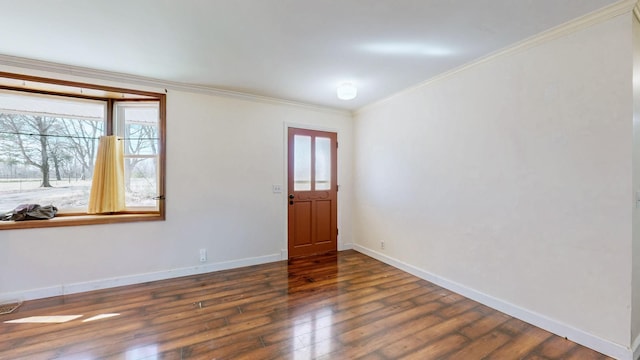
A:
<box><xmin>88</xmin><ymin>135</ymin><xmax>125</xmax><ymax>214</ymax></box>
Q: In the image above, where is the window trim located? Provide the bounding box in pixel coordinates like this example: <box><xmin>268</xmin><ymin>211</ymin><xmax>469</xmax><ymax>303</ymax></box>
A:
<box><xmin>0</xmin><ymin>72</ymin><xmax>166</xmax><ymax>230</ymax></box>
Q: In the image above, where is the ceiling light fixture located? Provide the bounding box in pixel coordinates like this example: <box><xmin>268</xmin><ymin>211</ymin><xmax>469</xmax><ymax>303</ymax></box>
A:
<box><xmin>337</xmin><ymin>82</ymin><xmax>357</xmax><ymax>100</ymax></box>
<box><xmin>360</xmin><ymin>43</ymin><xmax>454</xmax><ymax>56</ymax></box>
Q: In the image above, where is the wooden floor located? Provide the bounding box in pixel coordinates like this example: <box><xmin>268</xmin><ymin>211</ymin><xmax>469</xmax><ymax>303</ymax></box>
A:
<box><xmin>1</xmin><ymin>250</ymin><xmax>611</xmax><ymax>360</ymax></box>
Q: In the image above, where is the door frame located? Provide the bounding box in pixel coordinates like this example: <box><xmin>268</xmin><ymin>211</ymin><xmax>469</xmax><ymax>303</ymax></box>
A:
<box><xmin>282</xmin><ymin>122</ymin><xmax>340</xmax><ymax>259</ymax></box>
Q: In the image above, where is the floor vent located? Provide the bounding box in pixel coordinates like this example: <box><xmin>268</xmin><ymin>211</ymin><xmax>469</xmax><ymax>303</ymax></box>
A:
<box><xmin>0</xmin><ymin>302</ymin><xmax>22</xmax><ymax>315</ymax></box>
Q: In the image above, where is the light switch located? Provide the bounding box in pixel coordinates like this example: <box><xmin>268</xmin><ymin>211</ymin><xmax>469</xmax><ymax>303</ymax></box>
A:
<box><xmin>272</xmin><ymin>185</ymin><xmax>283</xmax><ymax>193</ymax></box>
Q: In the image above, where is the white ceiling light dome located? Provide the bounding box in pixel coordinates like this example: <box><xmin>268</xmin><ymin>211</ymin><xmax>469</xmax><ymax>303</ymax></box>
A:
<box><xmin>337</xmin><ymin>82</ymin><xmax>357</xmax><ymax>100</ymax></box>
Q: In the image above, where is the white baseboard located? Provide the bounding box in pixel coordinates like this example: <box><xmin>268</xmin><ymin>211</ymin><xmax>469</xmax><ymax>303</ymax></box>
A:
<box><xmin>340</xmin><ymin>242</ymin><xmax>354</xmax><ymax>251</ymax></box>
<box><xmin>1</xmin><ymin>253</ymin><xmax>282</xmax><ymax>302</ymax></box>
<box><xmin>632</xmin><ymin>333</ymin><xmax>640</xmax><ymax>360</ymax></box>
<box><xmin>352</xmin><ymin>244</ymin><xmax>632</xmax><ymax>360</ymax></box>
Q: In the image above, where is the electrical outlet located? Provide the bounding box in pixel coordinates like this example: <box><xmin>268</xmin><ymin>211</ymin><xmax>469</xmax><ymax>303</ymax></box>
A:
<box><xmin>199</xmin><ymin>248</ymin><xmax>207</xmax><ymax>262</ymax></box>
<box><xmin>380</xmin><ymin>241</ymin><xmax>385</xmax><ymax>250</ymax></box>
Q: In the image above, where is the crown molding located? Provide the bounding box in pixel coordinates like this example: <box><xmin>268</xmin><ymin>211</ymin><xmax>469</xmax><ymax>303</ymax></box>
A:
<box><xmin>356</xmin><ymin>0</ymin><xmax>637</xmax><ymax>116</ymax></box>
<box><xmin>0</xmin><ymin>54</ymin><xmax>350</xmax><ymax>116</ymax></box>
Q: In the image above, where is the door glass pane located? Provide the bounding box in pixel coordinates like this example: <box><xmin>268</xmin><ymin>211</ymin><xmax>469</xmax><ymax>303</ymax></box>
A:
<box><xmin>294</xmin><ymin>135</ymin><xmax>311</xmax><ymax>191</ymax></box>
<box><xmin>315</xmin><ymin>137</ymin><xmax>331</xmax><ymax>190</ymax></box>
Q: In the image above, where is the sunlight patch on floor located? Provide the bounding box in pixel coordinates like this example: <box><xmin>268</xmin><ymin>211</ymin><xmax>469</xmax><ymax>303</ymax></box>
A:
<box><xmin>5</xmin><ymin>315</ymin><xmax>83</xmax><ymax>323</ymax></box>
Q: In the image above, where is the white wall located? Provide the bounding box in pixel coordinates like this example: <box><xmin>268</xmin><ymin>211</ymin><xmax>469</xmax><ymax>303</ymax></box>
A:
<box><xmin>632</xmin><ymin>12</ymin><xmax>640</xmax><ymax>352</ymax></box>
<box><xmin>353</xmin><ymin>13</ymin><xmax>633</xmax><ymax>351</ymax></box>
<box><xmin>0</xmin><ymin>66</ymin><xmax>353</xmax><ymax>300</ymax></box>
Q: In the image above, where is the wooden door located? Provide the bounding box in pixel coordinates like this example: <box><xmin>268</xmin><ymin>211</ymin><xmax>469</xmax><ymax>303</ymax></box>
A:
<box><xmin>287</xmin><ymin>127</ymin><xmax>337</xmax><ymax>258</ymax></box>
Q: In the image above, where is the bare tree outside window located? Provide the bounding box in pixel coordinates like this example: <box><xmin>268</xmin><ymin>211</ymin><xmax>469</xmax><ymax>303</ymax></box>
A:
<box><xmin>59</xmin><ymin>117</ymin><xmax>103</xmax><ymax>180</ymax></box>
<box><xmin>0</xmin><ymin>114</ymin><xmax>56</xmax><ymax>187</ymax></box>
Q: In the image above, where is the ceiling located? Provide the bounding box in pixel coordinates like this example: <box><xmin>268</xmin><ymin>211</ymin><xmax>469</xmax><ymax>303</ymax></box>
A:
<box><xmin>0</xmin><ymin>0</ymin><xmax>624</xmax><ymax>110</ymax></box>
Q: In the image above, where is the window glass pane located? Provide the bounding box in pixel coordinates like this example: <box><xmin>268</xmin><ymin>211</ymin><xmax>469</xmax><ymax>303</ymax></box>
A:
<box><xmin>116</xmin><ymin>102</ymin><xmax>160</xmax><ymax>209</ymax></box>
<box><xmin>315</xmin><ymin>137</ymin><xmax>331</xmax><ymax>190</ymax></box>
<box><xmin>294</xmin><ymin>135</ymin><xmax>311</xmax><ymax>191</ymax></box>
<box><xmin>0</xmin><ymin>91</ymin><xmax>105</xmax><ymax>212</ymax></box>
<box><xmin>123</xmin><ymin>106</ymin><xmax>158</xmax><ymax>156</ymax></box>
<box><xmin>124</xmin><ymin>157</ymin><xmax>158</xmax><ymax>207</ymax></box>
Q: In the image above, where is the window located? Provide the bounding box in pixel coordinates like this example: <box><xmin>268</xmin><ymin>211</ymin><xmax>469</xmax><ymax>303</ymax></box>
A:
<box><xmin>0</xmin><ymin>72</ymin><xmax>166</xmax><ymax>229</ymax></box>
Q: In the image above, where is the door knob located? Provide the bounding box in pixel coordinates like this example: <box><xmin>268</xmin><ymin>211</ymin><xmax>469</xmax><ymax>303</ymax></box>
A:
<box><xmin>288</xmin><ymin>194</ymin><xmax>294</xmax><ymax>199</ymax></box>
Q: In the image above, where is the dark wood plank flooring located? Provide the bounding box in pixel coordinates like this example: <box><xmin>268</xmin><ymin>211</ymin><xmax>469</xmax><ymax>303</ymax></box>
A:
<box><xmin>0</xmin><ymin>250</ymin><xmax>611</xmax><ymax>359</ymax></box>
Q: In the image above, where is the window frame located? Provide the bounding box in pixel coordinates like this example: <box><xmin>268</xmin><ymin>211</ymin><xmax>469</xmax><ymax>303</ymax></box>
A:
<box><xmin>0</xmin><ymin>72</ymin><xmax>166</xmax><ymax>230</ymax></box>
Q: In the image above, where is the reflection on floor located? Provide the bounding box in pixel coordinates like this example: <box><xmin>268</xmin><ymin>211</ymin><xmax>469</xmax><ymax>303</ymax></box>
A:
<box><xmin>0</xmin><ymin>250</ymin><xmax>612</xmax><ymax>359</ymax></box>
